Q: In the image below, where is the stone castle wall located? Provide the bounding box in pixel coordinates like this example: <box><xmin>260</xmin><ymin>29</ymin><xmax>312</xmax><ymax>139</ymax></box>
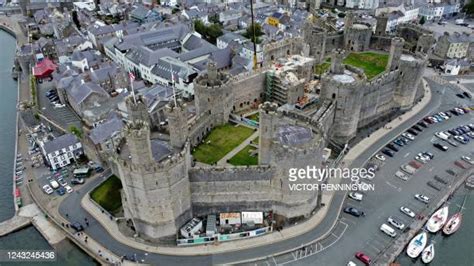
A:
<box><xmin>230</xmin><ymin>70</ymin><xmax>266</xmax><ymax>112</ymax></box>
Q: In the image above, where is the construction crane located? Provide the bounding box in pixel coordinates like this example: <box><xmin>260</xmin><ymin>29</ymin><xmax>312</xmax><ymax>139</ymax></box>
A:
<box><xmin>249</xmin><ymin>0</ymin><xmax>258</xmax><ymax>70</ymax></box>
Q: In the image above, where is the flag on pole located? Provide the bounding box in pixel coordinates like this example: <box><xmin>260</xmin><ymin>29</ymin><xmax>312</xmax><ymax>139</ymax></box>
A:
<box><xmin>129</xmin><ymin>72</ymin><xmax>136</xmax><ymax>82</ymax></box>
<box><xmin>129</xmin><ymin>72</ymin><xmax>137</xmax><ymax>104</ymax></box>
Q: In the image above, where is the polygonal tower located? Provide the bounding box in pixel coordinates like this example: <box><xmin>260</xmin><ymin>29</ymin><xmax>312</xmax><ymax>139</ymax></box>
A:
<box><xmin>165</xmin><ymin>99</ymin><xmax>188</xmax><ymax>149</ymax></box>
<box><xmin>375</xmin><ymin>14</ymin><xmax>388</xmax><ymax>36</ymax></box>
<box><xmin>387</xmin><ymin>37</ymin><xmax>405</xmax><ymax>71</ymax></box>
<box><xmin>395</xmin><ymin>53</ymin><xmax>427</xmax><ymax>110</ymax></box>
<box><xmin>193</xmin><ymin>60</ymin><xmax>233</xmax><ymax>125</ymax></box>
<box><xmin>303</xmin><ymin>20</ymin><xmax>327</xmax><ymax>64</ymax></box>
<box><xmin>126</xmin><ymin>95</ymin><xmax>150</xmax><ymax>125</ymax></box>
<box><xmin>111</xmin><ymin>105</ymin><xmax>192</xmax><ymax>241</ymax></box>
<box><xmin>320</xmin><ymin>50</ymin><xmax>366</xmax><ymax>144</ymax></box>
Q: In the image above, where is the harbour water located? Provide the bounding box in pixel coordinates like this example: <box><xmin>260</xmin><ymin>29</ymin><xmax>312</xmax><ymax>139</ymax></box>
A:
<box><xmin>0</xmin><ymin>30</ymin><xmax>94</xmax><ymax>265</ymax></box>
<box><xmin>396</xmin><ymin>187</ymin><xmax>474</xmax><ymax>265</ymax></box>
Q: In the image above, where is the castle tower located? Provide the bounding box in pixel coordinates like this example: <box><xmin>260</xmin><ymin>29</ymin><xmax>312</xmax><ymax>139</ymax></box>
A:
<box><xmin>375</xmin><ymin>14</ymin><xmax>388</xmax><ymax>36</ymax></box>
<box><xmin>395</xmin><ymin>53</ymin><xmax>426</xmax><ymax>110</ymax></box>
<box><xmin>125</xmin><ymin>121</ymin><xmax>154</xmax><ymax>166</ymax></box>
<box><xmin>345</xmin><ymin>12</ymin><xmax>355</xmax><ymax>30</ymax></box>
<box><xmin>321</xmin><ymin>60</ymin><xmax>365</xmax><ymax>144</ymax></box>
<box><xmin>258</xmin><ymin>102</ymin><xmax>279</xmax><ymax>165</ymax></box>
<box><xmin>344</xmin><ymin>22</ymin><xmax>372</xmax><ymax>52</ymax></box>
<box><xmin>165</xmin><ymin>99</ymin><xmax>188</xmax><ymax>149</ymax></box>
<box><xmin>387</xmin><ymin>37</ymin><xmax>405</xmax><ymax>71</ymax></box>
<box><xmin>194</xmin><ymin>59</ymin><xmax>233</xmax><ymax>125</ymax></box>
<box><xmin>303</xmin><ymin>20</ymin><xmax>327</xmax><ymax>64</ymax></box>
<box><xmin>126</xmin><ymin>95</ymin><xmax>150</xmax><ymax>125</ymax></box>
<box><xmin>111</xmin><ymin>119</ymin><xmax>193</xmax><ymax>241</ymax></box>
<box><xmin>330</xmin><ymin>49</ymin><xmax>345</xmax><ymax>74</ymax></box>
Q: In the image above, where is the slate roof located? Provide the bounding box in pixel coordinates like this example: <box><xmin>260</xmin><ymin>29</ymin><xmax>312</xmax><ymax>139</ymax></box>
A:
<box><xmin>43</xmin><ymin>134</ymin><xmax>79</xmax><ymax>155</ymax></box>
<box><xmin>151</xmin><ymin>56</ymin><xmax>197</xmax><ymax>81</ymax></box>
<box><xmin>90</xmin><ymin>64</ymin><xmax>119</xmax><ymax>83</ymax></box>
<box><xmin>115</xmin><ymin>24</ymin><xmax>189</xmax><ymax>51</ymax></box>
<box><xmin>89</xmin><ymin>115</ymin><xmax>124</xmax><ymax>144</ymax></box>
<box><xmin>276</xmin><ymin>125</ymin><xmax>313</xmax><ymax>146</ymax></box>
<box><xmin>126</xmin><ymin>46</ymin><xmax>178</xmax><ymax>67</ymax></box>
<box><xmin>67</xmin><ymin>81</ymin><xmax>108</xmax><ymax>105</ymax></box>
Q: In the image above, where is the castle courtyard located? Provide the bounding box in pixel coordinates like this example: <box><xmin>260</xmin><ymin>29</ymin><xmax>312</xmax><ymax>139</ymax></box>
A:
<box><xmin>192</xmin><ymin>123</ymin><xmax>255</xmax><ymax>165</ymax></box>
<box><xmin>343</xmin><ymin>52</ymin><xmax>389</xmax><ymax>79</ymax></box>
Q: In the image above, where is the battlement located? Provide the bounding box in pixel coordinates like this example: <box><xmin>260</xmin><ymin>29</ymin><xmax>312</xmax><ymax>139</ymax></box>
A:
<box><xmin>165</xmin><ymin>99</ymin><xmax>187</xmax><ymax>113</ymax></box>
<box><xmin>260</xmin><ymin>102</ymin><xmax>279</xmax><ymax>114</ymax></box>
<box><xmin>125</xmin><ymin>119</ymin><xmax>150</xmax><ymax>135</ymax></box>
<box><xmin>115</xmin><ymin>141</ymin><xmax>189</xmax><ymax>171</ymax></box>
<box><xmin>263</xmin><ymin>37</ymin><xmax>303</xmax><ymax>51</ymax></box>
<box><xmin>367</xmin><ymin>69</ymin><xmax>399</xmax><ymax>86</ymax></box>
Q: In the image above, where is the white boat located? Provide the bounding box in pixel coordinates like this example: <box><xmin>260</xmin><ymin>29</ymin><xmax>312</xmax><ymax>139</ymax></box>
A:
<box><xmin>421</xmin><ymin>243</ymin><xmax>435</xmax><ymax>264</ymax></box>
<box><xmin>426</xmin><ymin>206</ymin><xmax>449</xmax><ymax>233</ymax></box>
<box><xmin>407</xmin><ymin>232</ymin><xmax>428</xmax><ymax>258</ymax></box>
<box><xmin>443</xmin><ymin>212</ymin><xmax>462</xmax><ymax>235</ymax></box>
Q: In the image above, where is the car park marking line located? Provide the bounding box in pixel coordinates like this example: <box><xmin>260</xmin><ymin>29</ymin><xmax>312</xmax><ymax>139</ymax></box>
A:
<box><xmin>404</xmin><ymin>153</ymin><xmax>410</xmax><ymax>158</ymax></box>
<box><xmin>386</xmin><ymin>181</ymin><xmax>399</xmax><ymax>190</ymax></box>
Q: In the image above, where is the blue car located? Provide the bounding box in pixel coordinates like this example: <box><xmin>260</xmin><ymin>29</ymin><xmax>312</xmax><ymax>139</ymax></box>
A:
<box><xmin>56</xmin><ymin>187</ymin><xmax>66</xmax><ymax>196</ymax></box>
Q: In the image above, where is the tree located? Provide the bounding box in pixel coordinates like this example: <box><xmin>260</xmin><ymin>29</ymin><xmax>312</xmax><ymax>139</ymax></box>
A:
<box><xmin>193</xmin><ymin>19</ymin><xmax>223</xmax><ymax>44</ymax></box>
<box><xmin>72</xmin><ymin>11</ymin><xmax>81</xmax><ymax>30</ymax></box>
<box><xmin>209</xmin><ymin>14</ymin><xmax>220</xmax><ymax>24</ymax></box>
<box><xmin>243</xmin><ymin>23</ymin><xmax>264</xmax><ymax>44</ymax></box>
<box><xmin>419</xmin><ymin>16</ymin><xmax>426</xmax><ymax>25</ymax></box>
<box><xmin>463</xmin><ymin>0</ymin><xmax>474</xmax><ymax>15</ymax></box>
<box><xmin>69</xmin><ymin>125</ymin><xmax>83</xmax><ymax>139</ymax></box>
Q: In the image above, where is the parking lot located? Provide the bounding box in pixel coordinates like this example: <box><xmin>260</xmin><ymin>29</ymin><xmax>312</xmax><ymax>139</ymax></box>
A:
<box><xmin>37</xmin><ymin>80</ymin><xmax>81</xmax><ymax>130</ymax></box>
<box><xmin>338</xmin><ymin>105</ymin><xmax>474</xmax><ymax>264</ymax></box>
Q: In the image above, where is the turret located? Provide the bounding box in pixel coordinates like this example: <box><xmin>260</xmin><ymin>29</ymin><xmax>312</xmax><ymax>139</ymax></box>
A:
<box><xmin>125</xmin><ymin>120</ymin><xmax>153</xmax><ymax>165</ymax></box>
<box><xmin>165</xmin><ymin>99</ymin><xmax>188</xmax><ymax>149</ymax></box>
<box><xmin>387</xmin><ymin>37</ymin><xmax>405</xmax><ymax>71</ymax></box>
<box><xmin>126</xmin><ymin>95</ymin><xmax>149</xmax><ymax>125</ymax></box>
<box><xmin>375</xmin><ymin>14</ymin><xmax>388</xmax><ymax>36</ymax></box>
<box><xmin>330</xmin><ymin>49</ymin><xmax>345</xmax><ymax>74</ymax></box>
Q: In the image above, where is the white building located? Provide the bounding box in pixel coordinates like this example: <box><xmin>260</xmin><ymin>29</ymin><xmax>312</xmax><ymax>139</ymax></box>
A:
<box><xmin>40</xmin><ymin>134</ymin><xmax>83</xmax><ymax>170</ymax></box>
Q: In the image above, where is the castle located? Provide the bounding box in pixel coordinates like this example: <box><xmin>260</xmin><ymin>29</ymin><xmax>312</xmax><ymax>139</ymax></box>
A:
<box><xmin>109</xmin><ymin>13</ymin><xmax>429</xmax><ymax>242</ymax></box>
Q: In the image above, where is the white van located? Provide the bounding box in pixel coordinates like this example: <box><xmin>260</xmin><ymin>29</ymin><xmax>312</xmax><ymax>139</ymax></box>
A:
<box><xmin>380</xmin><ymin>223</ymin><xmax>397</xmax><ymax>237</ymax></box>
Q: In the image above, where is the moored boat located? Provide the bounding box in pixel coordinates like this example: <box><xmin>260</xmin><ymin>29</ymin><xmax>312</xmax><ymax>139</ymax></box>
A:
<box><xmin>426</xmin><ymin>206</ymin><xmax>449</xmax><ymax>233</ymax></box>
<box><xmin>407</xmin><ymin>232</ymin><xmax>428</xmax><ymax>258</ymax></box>
<box><xmin>421</xmin><ymin>243</ymin><xmax>435</xmax><ymax>264</ymax></box>
<box><xmin>443</xmin><ymin>212</ymin><xmax>462</xmax><ymax>235</ymax></box>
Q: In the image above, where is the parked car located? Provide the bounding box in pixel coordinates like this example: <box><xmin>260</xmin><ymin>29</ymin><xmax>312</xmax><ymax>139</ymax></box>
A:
<box><xmin>375</xmin><ymin>154</ymin><xmax>386</xmax><ymax>161</ymax></box>
<box><xmin>56</xmin><ymin>187</ymin><xmax>66</xmax><ymax>196</ymax></box>
<box><xmin>417</xmin><ymin>121</ymin><xmax>428</xmax><ymax>128</ymax></box>
<box><xmin>71</xmin><ymin>178</ymin><xmax>85</xmax><ymax>185</ymax></box>
<box><xmin>395</xmin><ymin>171</ymin><xmax>408</xmax><ymax>181</ymax></box>
<box><xmin>381</xmin><ymin>149</ymin><xmax>394</xmax><ymax>157</ymax></box>
<box><xmin>402</xmin><ymin>132</ymin><xmax>415</xmax><ymax>140</ymax></box>
<box><xmin>415</xmin><ymin>194</ymin><xmax>430</xmax><ymax>204</ymax></box>
<box><xmin>348</xmin><ymin>192</ymin><xmax>363</xmax><ymax>201</ymax></box>
<box><xmin>344</xmin><ymin>207</ymin><xmax>365</xmax><ymax>217</ymax></box>
<box><xmin>388</xmin><ymin>216</ymin><xmax>405</xmax><ymax>230</ymax></box>
<box><xmin>42</xmin><ymin>185</ymin><xmax>53</xmax><ymax>194</ymax></box>
<box><xmin>456</xmin><ymin>93</ymin><xmax>465</xmax><ymax>99</ymax></box>
<box><xmin>50</xmin><ymin>180</ymin><xmax>59</xmax><ymax>189</ymax></box>
<box><xmin>70</xmin><ymin>222</ymin><xmax>84</xmax><ymax>232</ymax></box>
<box><xmin>435</xmin><ymin>131</ymin><xmax>449</xmax><ymax>140</ymax></box>
<box><xmin>433</xmin><ymin>143</ymin><xmax>448</xmax><ymax>151</ymax></box>
<box><xmin>400</xmin><ymin>206</ymin><xmax>416</xmax><ymax>218</ymax></box>
<box><xmin>64</xmin><ymin>185</ymin><xmax>73</xmax><ymax>193</ymax></box>
<box><xmin>407</xmin><ymin>129</ymin><xmax>418</xmax><ymax>136</ymax></box>
<box><xmin>386</xmin><ymin>144</ymin><xmax>399</xmax><ymax>152</ymax></box>
<box><xmin>355</xmin><ymin>252</ymin><xmax>371</xmax><ymax>265</ymax></box>
<box><xmin>461</xmin><ymin>156</ymin><xmax>474</xmax><ymax>165</ymax></box>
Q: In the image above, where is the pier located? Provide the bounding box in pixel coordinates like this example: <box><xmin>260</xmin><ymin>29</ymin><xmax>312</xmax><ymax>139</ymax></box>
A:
<box><xmin>375</xmin><ymin>167</ymin><xmax>474</xmax><ymax>264</ymax></box>
<box><xmin>0</xmin><ymin>204</ymin><xmax>65</xmax><ymax>245</ymax></box>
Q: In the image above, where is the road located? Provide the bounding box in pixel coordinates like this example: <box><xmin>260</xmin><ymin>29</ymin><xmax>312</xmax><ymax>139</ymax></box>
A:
<box><xmin>292</xmin><ymin>79</ymin><xmax>474</xmax><ymax>266</ymax></box>
<box><xmin>56</xmin><ymin>76</ymin><xmax>473</xmax><ymax>265</ymax></box>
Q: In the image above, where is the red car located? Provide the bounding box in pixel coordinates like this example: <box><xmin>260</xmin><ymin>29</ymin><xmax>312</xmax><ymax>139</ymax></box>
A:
<box><xmin>355</xmin><ymin>252</ymin><xmax>371</xmax><ymax>265</ymax></box>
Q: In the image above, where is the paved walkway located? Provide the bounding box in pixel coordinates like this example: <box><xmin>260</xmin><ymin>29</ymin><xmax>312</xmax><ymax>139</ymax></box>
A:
<box><xmin>344</xmin><ymin>79</ymin><xmax>432</xmax><ymax>163</ymax></box>
<box><xmin>217</xmin><ymin>130</ymin><xmax>259</xmax><ymax>166</ymax></box>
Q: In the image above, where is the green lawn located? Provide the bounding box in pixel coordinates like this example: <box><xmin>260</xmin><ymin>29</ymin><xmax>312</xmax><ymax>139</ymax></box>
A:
<box><xmin>247</xmin><ymin>113</ymin><xmax>259</xmax><ymax>122</ymax></box>
<box><xmin>252</xmin><ymin>137</ymin><xmax>259</xmax><ymax>144</ymax></box>
<box><xmin>90</xmin><ymin>175</ymin><xmax>123</xmax><ymax>215</ymax></box>
<box><xmin>343</xmin><ymin>52</ymin><xmax>389</xmax><ymax>80</ymax></box>
<box><xmin>229</xmin><ymin>145</ymin><xmax>258</xmax><ymax>166</ymax></box>
<box><xmin>314</xmin><ymin>62</ymin><xmax>331</xmax><ymax>76</ymax></box>
<box><xmin>192</xmin><ymin>124</ymin><xmax>255</xmax><ymax>165</ymax></box>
